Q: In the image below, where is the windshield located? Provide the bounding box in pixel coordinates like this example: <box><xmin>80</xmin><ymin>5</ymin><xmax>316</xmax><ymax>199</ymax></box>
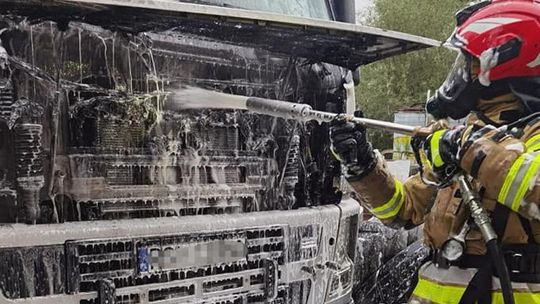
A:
<box><xmin>182</xmin><ymin>0</ymin><xmax>332</xmax><ymax>19</ymax></box>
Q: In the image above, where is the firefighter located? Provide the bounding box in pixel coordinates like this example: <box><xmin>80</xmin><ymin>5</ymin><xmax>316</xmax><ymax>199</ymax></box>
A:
<box><xmin>330</xmin><ymin>1</ymin><xmax>540</xmax><ymax>303</ymax></box>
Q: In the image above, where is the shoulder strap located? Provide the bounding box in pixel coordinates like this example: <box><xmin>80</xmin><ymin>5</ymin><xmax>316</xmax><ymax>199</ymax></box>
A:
<box><xmin>492</xmin><ymin>203</ymin><xmax>511</xmax><ymax>239</ymax></box>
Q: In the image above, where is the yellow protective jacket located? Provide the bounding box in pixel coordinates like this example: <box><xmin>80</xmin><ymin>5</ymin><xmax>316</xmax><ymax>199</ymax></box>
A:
<box><xmin>348</xmin><ymin>94</ymin><xmax>540</xmax><ymax>303</ymax></box>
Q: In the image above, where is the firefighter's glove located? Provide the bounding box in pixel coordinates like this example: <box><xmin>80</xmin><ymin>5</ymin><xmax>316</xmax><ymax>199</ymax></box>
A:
<box><xmin>414</xmin><ymin>126</ymin><xmax>466</xmax><ymax>177</ymax></box>
<box><xmin>330</xmin><ymin>116</ymin><xmax>376</xmax><ymax>179</ymax></box>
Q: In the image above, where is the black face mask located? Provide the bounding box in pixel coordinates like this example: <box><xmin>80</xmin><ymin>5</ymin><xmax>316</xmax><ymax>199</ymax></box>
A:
<box><xmin>426</xmin><ymin>53</ymin><xmax>482</xmax><ymax>120</ymax></box>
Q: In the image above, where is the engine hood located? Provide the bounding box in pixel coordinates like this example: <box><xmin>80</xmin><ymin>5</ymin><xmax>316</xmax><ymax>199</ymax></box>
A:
<box><xmin>0</xmin><ymin>0</ymin><xmax>440</xmax><ymax>70</ymax></box>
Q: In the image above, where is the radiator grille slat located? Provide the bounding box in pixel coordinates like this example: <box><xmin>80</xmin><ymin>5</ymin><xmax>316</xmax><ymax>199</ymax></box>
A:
<box><xmin>68</xmin><ymin>227</ymin><xmax>287</xmax><ymax>303</ymax></box>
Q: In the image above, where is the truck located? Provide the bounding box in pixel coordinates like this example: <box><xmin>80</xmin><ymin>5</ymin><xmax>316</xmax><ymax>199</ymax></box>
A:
<box><xmin>0</xmin><ymin>1</ymin><xmax>438</xmax><ymax>303</ymax></box>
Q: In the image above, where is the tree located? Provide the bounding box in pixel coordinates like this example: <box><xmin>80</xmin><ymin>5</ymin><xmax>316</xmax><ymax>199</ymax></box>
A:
<box><xmin>356</xmin><ymin>0</ymin><xmax>469</xmax><ymax>149</ymax></box>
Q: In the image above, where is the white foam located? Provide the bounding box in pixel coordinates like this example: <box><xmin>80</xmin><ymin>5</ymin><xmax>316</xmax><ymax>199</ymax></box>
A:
<box><xmin>165</xmin><ymin>86</ymin><xmax>248</xmax><ymax>111</ymax></box>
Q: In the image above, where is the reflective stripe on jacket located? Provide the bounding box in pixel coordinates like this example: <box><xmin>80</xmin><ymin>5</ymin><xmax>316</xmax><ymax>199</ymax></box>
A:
<box><xmin>409</xmin><ymin>262</ymin><xmax>540</xmax><ymax>304</ymax></box>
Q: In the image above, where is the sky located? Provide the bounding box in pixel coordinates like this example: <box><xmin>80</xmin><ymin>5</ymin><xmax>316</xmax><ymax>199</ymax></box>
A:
<box><xmin>356</xmin><ymin>0</ymin><xmax>373</xmax><ymax>11</ymax></box>
<box><xmin>355</xmin><ymin>0</ymin><xmax>374</xmax><ymax>23</ymax></box>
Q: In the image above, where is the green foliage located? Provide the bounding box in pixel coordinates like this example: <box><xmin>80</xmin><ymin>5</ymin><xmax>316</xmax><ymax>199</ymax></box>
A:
<box><xmin>356</xmin><ymin>0</ymin><xmax>469</xmax><ymax>149</ymax></box>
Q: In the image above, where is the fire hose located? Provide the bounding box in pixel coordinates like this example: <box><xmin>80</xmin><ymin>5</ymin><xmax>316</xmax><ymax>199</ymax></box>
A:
<box><xmin>238</xmin><ymin>96</ymin><xmax>515</xmax><ymax>304</ymax></box>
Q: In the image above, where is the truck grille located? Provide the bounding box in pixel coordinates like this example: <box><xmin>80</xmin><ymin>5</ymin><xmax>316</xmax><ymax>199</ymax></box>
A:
<box><xmin>67</xmin><ymin>240</ymin><xmax>135</xmax><ymax>293</ymax></box>
<box><xmin>68</xmin><ymin>227</ymin><xmax>285</xmax><ymax>302</ymax></box>
<box><xmin>67</xmin><ymin>153</ymin><xmax>271</xmax><ymax>221</ymax></box>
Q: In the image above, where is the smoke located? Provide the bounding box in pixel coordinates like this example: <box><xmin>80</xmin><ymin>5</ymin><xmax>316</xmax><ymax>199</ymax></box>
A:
<box><xmin>165</xmin><ymin>86</ymin><xmax>249</xmax><ymax>111</ymax></box>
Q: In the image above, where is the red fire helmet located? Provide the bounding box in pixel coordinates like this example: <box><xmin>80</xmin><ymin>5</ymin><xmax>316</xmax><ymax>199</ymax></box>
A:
<box><xmin>449</xmin><ymin>0</ymin><xmax>540</xmax><ymax>86</ymax></box>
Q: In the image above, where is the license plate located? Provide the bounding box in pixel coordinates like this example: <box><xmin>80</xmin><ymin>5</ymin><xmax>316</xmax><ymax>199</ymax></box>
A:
<box><xmin>138</xmin><ymin>239</ymin><xmax>247</xmax><ymax>273</ymax></box>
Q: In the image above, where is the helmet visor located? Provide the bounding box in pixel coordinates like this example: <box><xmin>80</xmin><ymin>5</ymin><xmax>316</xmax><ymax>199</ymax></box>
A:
<box><xmin>427</xmin><ymin>52</ymin><xmax>481</xmax><ymax>120</ymax></box>
<box><xmin>439</xmin><ymin>52</ymin><xmax>472</xmax><ymax>101</ymax></box>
